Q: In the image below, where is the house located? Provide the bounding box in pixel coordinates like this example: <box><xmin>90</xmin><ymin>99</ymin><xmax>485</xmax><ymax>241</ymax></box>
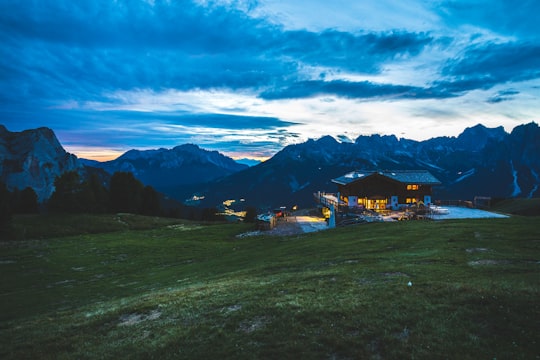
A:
<box><xmin>329</xmin><ymin>170</ymin><xmax>441</xmax><ymax>211</ymax></box>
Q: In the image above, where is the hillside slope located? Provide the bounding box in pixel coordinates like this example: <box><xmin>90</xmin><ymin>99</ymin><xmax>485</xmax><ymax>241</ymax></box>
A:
<box><xmin>1</xmin><ymin>215</ymin><xmax>538</xmax><ymax>359</ymax></box>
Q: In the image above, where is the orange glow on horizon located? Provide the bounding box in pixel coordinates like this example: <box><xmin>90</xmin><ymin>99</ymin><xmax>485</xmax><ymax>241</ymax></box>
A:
<box><xmin>65</xmin><ymin>147</ymin><xmax>123</xmax><ymax>162</ymax></box>
<box><xmin>81</xmin><ymin>153</ymin><xmax>121</xmax><ymax>162</ymax></box>
<box><xmin>232</xmin><ymin>155</ymin><xmax>269</xmax><ymax>163</ymax></box>
<box><xmin>66</xmin><ymin>146</ymin><xmax>270</xmax><ymax>163</ymax></box>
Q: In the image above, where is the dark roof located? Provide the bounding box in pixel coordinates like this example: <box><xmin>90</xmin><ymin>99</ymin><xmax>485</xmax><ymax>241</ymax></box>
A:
<box><xmin>332</xmin><ymin>170</ymin><xmax>441</xmax><ymax>186</ymax></box>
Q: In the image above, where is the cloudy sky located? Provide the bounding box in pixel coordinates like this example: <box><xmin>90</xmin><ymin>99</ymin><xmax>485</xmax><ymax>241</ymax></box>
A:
<box><xmin>1</xmin><ymin>0</ymin><xmax>539</xmax><ymax>161</ymax></box>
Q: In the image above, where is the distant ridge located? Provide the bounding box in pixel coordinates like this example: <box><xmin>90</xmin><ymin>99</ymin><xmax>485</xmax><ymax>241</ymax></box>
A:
<box><xmin>235</xmin><ymin>158</ymin><xmax>262</xmax><ymax>167</ymax></box>
<box><xmin>80</xmin><ymin>144</ymin><xmax>248</xmax><ymax>194</ymax></box>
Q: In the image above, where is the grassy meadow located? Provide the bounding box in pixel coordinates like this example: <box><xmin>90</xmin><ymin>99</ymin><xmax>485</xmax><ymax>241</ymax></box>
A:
<box><xmin>1</xmin><ymin>212</ymin><xmax>539</xmax><ymax>359</ymax></box>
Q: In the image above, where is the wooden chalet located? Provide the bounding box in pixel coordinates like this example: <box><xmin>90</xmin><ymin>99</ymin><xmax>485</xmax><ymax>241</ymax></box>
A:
<box><xmin>330</xmin><ymin>170</ymin><xmax>441</xmax><ymax>211</ymax></box>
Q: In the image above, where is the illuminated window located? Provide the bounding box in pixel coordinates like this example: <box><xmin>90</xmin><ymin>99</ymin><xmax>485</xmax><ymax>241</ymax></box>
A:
<box><xmin>406</xmin><ymin>198</ymin><xmax>417</xmax><ymax>204</ymax></box>
<box><xmin>407</xmin><ymin>184</ymin><xmax>419</xmax><ymax>190</ymax></box>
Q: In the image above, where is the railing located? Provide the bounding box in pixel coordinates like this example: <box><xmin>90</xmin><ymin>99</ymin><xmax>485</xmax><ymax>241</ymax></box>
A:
<box><xmin>313</xmin><ymin>192</ymin><xmax>340</xmax><ymax>207</ymax></box>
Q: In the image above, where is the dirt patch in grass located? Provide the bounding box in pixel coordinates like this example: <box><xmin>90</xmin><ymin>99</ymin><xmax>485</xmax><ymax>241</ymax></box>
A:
<box><xmin>357</xmin><ymin>272</ymin><xmax>411</xmax><ymax>286</ymax></box>
<box><xmin>236</xmin><ymin>231</ymin><xmax>263</xmax><ymax>238</ymax></box>
<box><xmin>238</xmin><ymin>316</ymin><xmax>270</xmax><ymax>333</ymax></box>
<box><xmin>236</xmin><ymin>215</ymin><xmax>317</xmax><ymax>237</ymax></box>
<box><xmin>222</xmin><ymin>304</ymin><xmax>243</xmax><ymax>313</ymax></box>
<box><xmin>393</xmin><ymin>327</ymin><xmax>411</xmax><ymax>342</ymax></box>
<box><xmin>118</xmin><ymin>309</ymin><xmax>162</xmax><ymax>326</ymax></box>
<box><xmin>466</xmin><ymin>248</ymin><xmax>490</xmax><ymax>253</ymax></box>
<box><xmin>381</xmin><ymin>272</ymin><xmax>410</xmax><ymax>278</ymax></box>
<box><xmin>468</xmin><ymin>259</ymin><xmax>512</xmax><ymax>266</ymax></box>
<box><xmin>165</xmin><ymin>224</ymin><xmax>203</xmax><ymax>231</ymax></box>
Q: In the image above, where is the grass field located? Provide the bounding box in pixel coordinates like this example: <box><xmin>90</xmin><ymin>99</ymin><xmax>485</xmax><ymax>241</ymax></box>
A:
<box><xmin>1</xmin><ymin>213</ymin><xmax>539</xmax><ymax>359</ymax></box>
<box><xmin>492</xmin><ymin>197</ymin><xmax>540</xmax><ymax>216</ymax></box>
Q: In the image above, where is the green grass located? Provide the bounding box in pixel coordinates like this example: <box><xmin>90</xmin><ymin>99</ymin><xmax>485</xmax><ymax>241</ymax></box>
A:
<box><xmin>1</xmin><ymin>214</ymin><xmax>539</xmax><ymax>359</ymax></box>
<box><xmin>2</xmin><ymin>213</ymin><xmax>197</xmax><ymax>240</ymax></box>
<box><xmin>491</xmin><ymin>198</ymin><xmax>540</xmax><ymax>216</ymax></box>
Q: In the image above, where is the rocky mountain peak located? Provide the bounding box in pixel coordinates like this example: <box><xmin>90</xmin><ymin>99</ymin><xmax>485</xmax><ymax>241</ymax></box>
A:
<box><xmin>455</xmin><ymin>124</ymin><xmax>507</xmax><ymax>152</ymax></box>
<box><xmin>118</xmin><ymin>148</ymin><xmax>168</xmax><ymax>161</ymax></box>
<box><xmin>172</xmin><ymin>143</ymin><xmax>201</xmax><ymax>153</ymax></box>
<box><xmin>0</xmin><ymin>126</ymin><xmax>82</xmax><ymax>201</ymax></box>
<box><xmin>316</xmin><ymin>135</ymin><xmax>339</xmax><ymax>147</ymax></box>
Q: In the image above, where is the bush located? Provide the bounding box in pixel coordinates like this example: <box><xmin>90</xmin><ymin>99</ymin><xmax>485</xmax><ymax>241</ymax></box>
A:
<box><xmin>0</xmin><ymin>182</ymin><xmax>12</xmax><ymax>227</ymax></box>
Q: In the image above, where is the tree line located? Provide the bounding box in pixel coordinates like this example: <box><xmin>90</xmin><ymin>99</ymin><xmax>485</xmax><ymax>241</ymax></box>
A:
<box><xmin>48</xmin><ymin>171</ymin><xmax>161</xmax><ymax>215</ymax></box>
<box><xmin>0</xmin><ymin>170</ymin><xmax>223</xmax><ymax>228</ymax></box>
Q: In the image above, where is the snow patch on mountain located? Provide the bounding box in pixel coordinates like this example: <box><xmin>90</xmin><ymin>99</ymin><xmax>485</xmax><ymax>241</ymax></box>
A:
<box><xmin>393</xmin><ymin>150</ymin><xmax>414</xmax><ymax>158</ymax></box>
<box><xmin>527</xmin><ymin>169</ymin><xmax>539</xmax><ymax>198</ymax></box>
<box><xmin>417</xmin><ymin>160</ymin><xmax>445</xmax><ymax>171</ymax></box>
<box><xmin>510</xmin><ymin>161</ymin><xmax>522</xmax><ymax>197</ymax></box>
<box><xmin>454</xmin><ymin>169</ymin><xmax>475</xmax><ymax>183</ymax></box>
<box><xmin>289</xmin><ymin>176</ymin><xmax>310</xmax><ymax>193</ymax></box>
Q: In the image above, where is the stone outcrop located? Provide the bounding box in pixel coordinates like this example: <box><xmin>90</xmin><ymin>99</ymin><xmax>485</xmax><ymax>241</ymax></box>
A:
<box><xmin>0</xmin><ymin>125</ymin><xmax>82</xmax><ymax>202</ymax></box>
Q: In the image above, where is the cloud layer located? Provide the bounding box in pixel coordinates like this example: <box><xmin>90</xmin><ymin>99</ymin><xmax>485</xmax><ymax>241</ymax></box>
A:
<box><xmin>1</xmin><ymin>0</ymin><xmax>539</xmax><ymax>160</ymax></box>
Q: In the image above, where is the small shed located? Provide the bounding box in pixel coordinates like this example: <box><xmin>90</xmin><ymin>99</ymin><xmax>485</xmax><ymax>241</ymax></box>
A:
<box><xmin>256</xmin><ymin>213</ymin><xmax>277</xmax><ymax>230</ymax></box>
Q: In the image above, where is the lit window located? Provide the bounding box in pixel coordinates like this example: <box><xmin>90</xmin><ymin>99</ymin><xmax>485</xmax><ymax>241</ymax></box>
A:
<box><xmin>407</xmin><ymin>184</ymin><xmax>419</xmax><ymax>190</ymax></box>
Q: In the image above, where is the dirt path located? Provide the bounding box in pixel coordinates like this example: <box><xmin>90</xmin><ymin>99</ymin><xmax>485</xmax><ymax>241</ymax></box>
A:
<box><xmin>237</xmin><ymin>210</ymin><xmax>330</xmax><ymax>238</ymax></box>
<box><xmin>265</xmin><ymin>216</ymin><xmax>304</xmax><ymax>236</ymax></box>
<box><xmin>265</xmin><ymin>214</ymin><xmax>328</xmax><ymax>236</ymax></box>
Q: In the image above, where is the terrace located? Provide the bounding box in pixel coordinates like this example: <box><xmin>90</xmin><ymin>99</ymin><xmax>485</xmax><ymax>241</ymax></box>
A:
<box><xmin>315</xmin><ymin>191</ymin><xmax>508</xmax><ymax>226</ymax></box>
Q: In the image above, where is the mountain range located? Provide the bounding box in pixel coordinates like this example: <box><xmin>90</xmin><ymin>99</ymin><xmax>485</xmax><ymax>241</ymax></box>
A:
<box><xmin>192</xmin><ymin>122</ymin><xmax>540</xmax><ymax>209</ymax></box>
<box><xmin>1</xmin><ymin>122</ymin><xmax>539</xmax><ymax>209</ymax></box>
<box><xmin>80</xmin><ymin>145</ymin><xmax>247</xmax><ymax>195</ymax></box>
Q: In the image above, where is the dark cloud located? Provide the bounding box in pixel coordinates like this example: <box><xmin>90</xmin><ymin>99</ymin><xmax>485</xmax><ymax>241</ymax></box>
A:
<box><xmin>0</xmin><ymin>0</ymin><xmax>536</xmax><ymax>106</ymax></box>
<box><xmin>444</xmin><ymin>42</ymin><xmax>540</xmax><ymax>82</ymax></box>
<box><xmin>487</xmin><ymin>89</ymin><xmax>520</xmax><ymax>104</ymax></box>
<box><xmin>0</xmin><ymin>0</ymin><xmax>435</xmax><ymax>108</ymax></box>
<box><xmin>260</xmin><ymin>79</ymin><xmax>451</xmax><ymax>100</ymax></box>
<box><xmin>56</xmin><ymin>110</ymin><xmax>296</xmax><ymax>131</ymax></box>
<box><xmin>0</xmin><ymin>1</ymin><xmax>269</xmax><ymax>51</ymax></box>
<box><xmin>435</xmin><ymin>0</ymin><xmax>540</xmax><ymax>40</ymax></box>
<box><xmin>0</xmin><ymin>0</ymin><xmax>283</xmax><ymax>106</ymax></box>
<box><xmin>436</xmin><ymin>42</ymin><xmax>540</xmax><ymax>94</ymax></box>
<box><xmin>132</xmin><ymin>112</ymin><xmax>298</xmax><ymax>130</ymax></box>
<box><xmin>277</xmin><ymin>29</ymin><xmax>433</xmax><ymax>73</ymax></box>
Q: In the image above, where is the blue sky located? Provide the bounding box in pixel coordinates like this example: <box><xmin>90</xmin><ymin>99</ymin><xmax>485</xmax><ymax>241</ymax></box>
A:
<box><xmin>1</xmin><ymin>0</ymin><xmax>539</xmax><ymax>161</ymax></box>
